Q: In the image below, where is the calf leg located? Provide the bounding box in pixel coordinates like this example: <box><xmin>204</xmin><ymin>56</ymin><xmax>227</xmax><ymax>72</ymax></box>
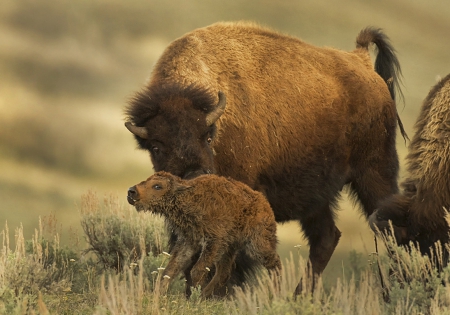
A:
<box><xmin>261</xmin><ymin>251</ymin><xmax>282</xmax><ymax>292</ymax></box>
<box><xmin>201</xmin><ymin>251</ymin><xmax>237</xmax><ymax>298</ymax></box>
<box><xmin>245</xmin><ymin>223</ymin><xmax>282</xmax><ymax>292</ymax></box>
<box><xmin>190</xmin><ymin>241</ymin><xmax>224</xmax><ymax>291</ymax></box>
<box><xmin>160</xmin><ymin>242</ymin><xmax>196</xmax><ymax>295</ymax></box>
<box><xmin>182</xmin><ymin>252</ymin><xmax>200</xmax><ymax>298</ymax></box>
<box><xmin>250</xmin><ymin>224</ymin><xmax>282</xmax><ymax>275</ymax></box>
<box><xmin>295</xmin><ymin>206</ymin><xmax>341</xmax><ymax>295</ymax></box>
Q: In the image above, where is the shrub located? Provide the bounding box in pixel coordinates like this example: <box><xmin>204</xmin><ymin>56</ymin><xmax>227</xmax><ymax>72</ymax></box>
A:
<box><xmin>0</xmin><ymin>218</ymin><xmax>77</xmax><ymax>313</ymax></box>
<box><xmin>79</xmin><ymin>191</ymin><xmax>186</xmax><ymax>295</ymax></box>
<box><xmin>376</xmin><ymin>226</ymin><xmax>450</xmax><ymax>314</ymax></box>
<box><xmin>80</xmin><ymin>191</ymin><xmax>167</xmax><ymax>270</ymax></box>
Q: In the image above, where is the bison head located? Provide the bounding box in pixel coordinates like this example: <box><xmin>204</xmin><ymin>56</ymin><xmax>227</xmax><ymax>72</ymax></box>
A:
<box><xmin>368</xmin><ymin>194</ymin><xmax>412</xmax><ymax>246</ymax></box>
<box><xmin>125</xmin><ymin>85</ymin><xmax>226</xmax><ymax>179</ymax></box>
<box><xmin>369</xmin><ymin>193</ymin><xmax>450</xmax><ymax>258</ymax></box>
<box><xmin>127</xmin><ymin>171</ymin><xmax>191</xmax><ymax>212</ymax></box>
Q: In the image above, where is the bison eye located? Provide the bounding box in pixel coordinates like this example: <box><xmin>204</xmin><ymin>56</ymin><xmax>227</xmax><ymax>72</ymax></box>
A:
<box><xmin>206</xmin><ymin>137</ymin><xmax>213</xmax><ymax>145</ymax></box>
<box><xmin>151</xmin><ymin>146</ymin><xmax>160</xmax><ymax>154</ymax></box>
<box><xmin>152</xmin><ymin>184</ymin><xmax>163</xmax><ymax>190</ymax></box>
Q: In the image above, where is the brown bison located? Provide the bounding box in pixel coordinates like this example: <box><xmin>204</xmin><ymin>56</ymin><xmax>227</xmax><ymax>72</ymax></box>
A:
<box><xmin>369</xmin><ymin>73</ymin><xmax>450</xmax><ymax>262</ymax></box>
<box><xmin>127</xmin><ymin>171</ymin><xmax>281</xmax><ymax>298</ymax></box>
<box><xmin>125</xmin><ymin>22</ymin><xmax>406</xmax><ymax>293</ymax></box>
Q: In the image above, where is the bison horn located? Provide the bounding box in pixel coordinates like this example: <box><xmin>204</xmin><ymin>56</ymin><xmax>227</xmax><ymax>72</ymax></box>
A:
<box><xmin>205</xmin><ymin>91</ymin><xmax>227</xmax><ymax>126</ymax></box>
<box><xmin>125</xmin><ymin>122</ymin><xmax>148</xmax><ymax>139</ymax></box>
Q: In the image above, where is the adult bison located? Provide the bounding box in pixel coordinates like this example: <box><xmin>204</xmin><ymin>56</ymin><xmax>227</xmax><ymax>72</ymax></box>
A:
<box><xmin>369</xmin><ymin>73</ymin><xmax>450</xmax><ymax>263</ymax></box>
<box><xmin>125</xmin><ymin>22</ymin><xmax>405</xmax><ymax>293</ymax></box>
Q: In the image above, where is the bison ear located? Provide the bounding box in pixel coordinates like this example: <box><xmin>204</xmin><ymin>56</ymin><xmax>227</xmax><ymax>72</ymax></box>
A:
<box><xmin>173</xmin><ymin>182</ymin><xmax>192</xmax><ymax>192</ymax></box>
<box><xmin>125</xmin><ymin>122</ymin><xmax>148</xmax><ymax>139</ymax></box>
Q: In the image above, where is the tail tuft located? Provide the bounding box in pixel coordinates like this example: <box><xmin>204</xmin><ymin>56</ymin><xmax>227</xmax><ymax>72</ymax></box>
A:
<box><xmin>357</xmin><ymin>27</ymin><xmax>408</xmax><ymax>141</ymax></box>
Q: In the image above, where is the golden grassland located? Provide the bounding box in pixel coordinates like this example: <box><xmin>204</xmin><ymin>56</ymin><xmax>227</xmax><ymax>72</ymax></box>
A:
<box><xmin>2</xmin><ymin>192</ymin><xmax>450</xmax><ymax>314</ymax></box>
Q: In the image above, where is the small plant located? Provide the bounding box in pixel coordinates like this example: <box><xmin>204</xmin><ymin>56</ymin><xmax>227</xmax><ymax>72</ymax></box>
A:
<box><xmin>376</xmin><ymin>225</ymin><xmax>450</xmax><ymax>314</ymax></box>
<box><xmin>80</xmin><ymin>191</ymin><xmax>167</xmax><ymax>271</ymax></box>
<box><xmin>0</xmin><ymin>218</ymin><xmax>78</xmax><ymax>313</ymax></box>
<box><xmin>79</xmin><ymin>190</ymin><xmax>187</xmax><ymax>296</ymax></box>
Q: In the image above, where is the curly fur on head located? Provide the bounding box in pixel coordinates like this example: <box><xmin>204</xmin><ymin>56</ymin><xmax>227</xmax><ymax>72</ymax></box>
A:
<box><xmin>131</xmin><ymin>171</ymin><xmax>191</xmax><ymax>214</ymax></box>
<box><xmin>126</xmin><ymin>84</ymin><xmax>218</xmax><ymax>127</ymax></box>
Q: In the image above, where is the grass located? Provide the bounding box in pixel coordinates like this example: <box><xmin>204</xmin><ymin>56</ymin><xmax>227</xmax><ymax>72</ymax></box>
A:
<box><xmin>2</xmin><ymin>192</ymin><xmax>450</xmax><ymax>314</ymax></box>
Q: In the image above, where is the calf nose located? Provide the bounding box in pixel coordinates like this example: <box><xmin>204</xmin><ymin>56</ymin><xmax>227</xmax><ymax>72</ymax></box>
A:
<box><xmin>127</xmin><ymin>186</ymin><xmax>139</xmax><ymax>205</ymax></box>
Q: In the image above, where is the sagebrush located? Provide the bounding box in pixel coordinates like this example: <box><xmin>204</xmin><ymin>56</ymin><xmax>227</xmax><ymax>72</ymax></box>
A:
<box><xmin>2</xmin><ymin>192</ymin><xmax>450</xmax><ymax>314</ymax></box>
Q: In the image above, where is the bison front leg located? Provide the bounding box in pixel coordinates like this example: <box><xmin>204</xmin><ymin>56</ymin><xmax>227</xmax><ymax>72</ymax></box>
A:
<box><xmin>159</xmin><ymin>242</ymin><xmax>196</xmax><ymax>295</ymax></box>
<box><xmin>295</xmin><ymin>207</ymin><xmax>341</xmax><ymax>295</ymax></box>
<box><xmin>190</xmin><ymin>241</ymin><xmax>223</xmax><ymax>294</ymax></box>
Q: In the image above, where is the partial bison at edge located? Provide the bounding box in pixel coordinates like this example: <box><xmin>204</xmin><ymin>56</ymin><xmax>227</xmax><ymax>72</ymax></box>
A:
<box><xmin>125</xmin><ymin>22</ymin><xmax>406</xmax><ymax>293</ymax></box>
<box><xmin>369</xmin><ymin>74</ymin><xmax>450</xmax><ymax>264</ymax></box>
<box><xmin>128</xmin><ymin>171</ymin><xmax>281</xmax><ymax>298</ymax></box>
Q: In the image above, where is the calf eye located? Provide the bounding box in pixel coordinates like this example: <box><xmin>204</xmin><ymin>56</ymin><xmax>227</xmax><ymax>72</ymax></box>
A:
<box><xmin>152</xmin><ymin>184</ymin><xmax>163</xmax><ymax>190</ymax></box>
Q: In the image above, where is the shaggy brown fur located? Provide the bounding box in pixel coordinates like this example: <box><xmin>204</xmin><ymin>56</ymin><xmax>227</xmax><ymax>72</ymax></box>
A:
<box><xmin>370</xmin><ymin>73</ymin><xmax>450</xmax><ymax>260</ymax></box>
<box><xmin>125</xmin><ymin>22</ymin><xmax>405</xmax><ymax>292</ymax></box>
<box><xmin>128</xmin><ymin>171</ymin><xmax>281</xmax><ymax>297</ymax></box>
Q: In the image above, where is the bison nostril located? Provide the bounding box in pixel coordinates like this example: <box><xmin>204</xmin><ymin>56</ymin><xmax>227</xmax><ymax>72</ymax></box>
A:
<box><xmin>128</xmin><ymin>187</ymin><xmax>136</xmax><ymax>196</ymax></box>
<box><xmin>127</xmin><ymin>186</ymin><xmax>139</xmax><ymax>205</ymax></box>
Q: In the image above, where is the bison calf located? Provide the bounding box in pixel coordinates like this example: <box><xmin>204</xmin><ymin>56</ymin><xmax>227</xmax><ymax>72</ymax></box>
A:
<box><xmin>127</xmin><ymin>171</ymin><xmax>281</xmax><ymax>297</ymax></box>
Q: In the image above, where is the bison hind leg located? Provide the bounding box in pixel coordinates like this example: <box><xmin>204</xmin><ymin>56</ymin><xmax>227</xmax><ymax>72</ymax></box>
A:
<box><xmin>295</xmin><ymin>204</ymin><xmax>341</xmax><ymax>295</ymax></box>
<box><xmin>348</xmin><ymin>148</ymin><xmax>400</xmax><ymax>219</ymax></box>
<box><xmin>245</xmin><ymin>222</ymin><xmax>282</xmax><ymax>290</ymax></box>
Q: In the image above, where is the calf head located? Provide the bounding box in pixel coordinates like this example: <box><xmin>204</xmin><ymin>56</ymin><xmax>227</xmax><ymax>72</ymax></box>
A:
<box><xmin>127</xmin><ymin>171</ymin><xmax>191</xmax><ymax>212</ymax></box>
<box><xmin>368</xmin><ymin>194</ymin><xmax>412</xmax><ymax>246</ymax></box>
<box><xmin>125</xmin><ymin>85</ymin><xmax>226</xmax><ymax>179</ymax></box>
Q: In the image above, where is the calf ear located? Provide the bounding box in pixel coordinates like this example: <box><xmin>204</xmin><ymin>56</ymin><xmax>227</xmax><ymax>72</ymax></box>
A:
<box><xmin>173</xmin><ymin>182</ymin><xmax>192</xmax><ymax>192</ymax></box>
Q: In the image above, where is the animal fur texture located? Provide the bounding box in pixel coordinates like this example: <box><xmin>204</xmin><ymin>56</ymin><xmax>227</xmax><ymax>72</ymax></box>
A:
<box><xmin>125</xmin><ymin>22</ymin><xmax>405</xmax><ymax>292</ymax></box>
<box><xmin>370</xmin><ymin>73</ymin><xmax>450</xmax><ymax>260</ymax></box>
<box><xmin>127</xmin><ymin>171</ymin><xmax>281</xmax><ymax>297</ymax></box>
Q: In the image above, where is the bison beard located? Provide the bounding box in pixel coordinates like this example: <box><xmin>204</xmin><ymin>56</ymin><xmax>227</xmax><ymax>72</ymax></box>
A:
<box><xmin>125</xmin><ymin>22</ymin><xmax>406</xmax><ymax>295</ymax></box>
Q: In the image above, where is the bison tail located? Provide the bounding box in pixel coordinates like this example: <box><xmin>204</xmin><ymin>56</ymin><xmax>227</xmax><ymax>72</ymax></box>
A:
<box><xmin>356</xmin><ymin>27</ymin><xmax>408</xmax><ymax>141</ymax></box>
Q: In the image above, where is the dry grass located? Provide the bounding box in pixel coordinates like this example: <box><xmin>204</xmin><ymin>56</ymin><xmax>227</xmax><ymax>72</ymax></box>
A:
<box><xmin>1</xmin><ymin>192</ymin><xmax>450</xmax><ymax>314</ymax></box>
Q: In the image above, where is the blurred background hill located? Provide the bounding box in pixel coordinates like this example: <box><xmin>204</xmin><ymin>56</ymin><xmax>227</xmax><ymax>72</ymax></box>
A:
<box><xmin>1</xmin><ymin>0</ymin><xmax>449</xmax><ymax>277</ymax></box>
